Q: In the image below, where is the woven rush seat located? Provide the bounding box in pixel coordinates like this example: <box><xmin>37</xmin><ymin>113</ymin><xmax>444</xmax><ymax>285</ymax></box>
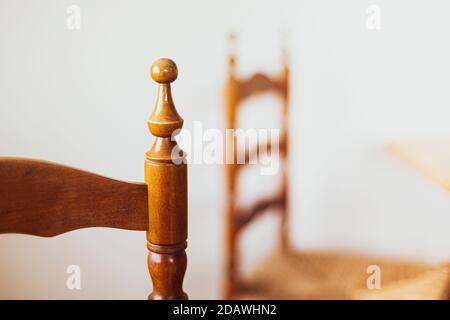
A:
<box><xmin>239</xmin><ymin>250</ymin><xmax>450</xmax><ymax>300</ymax></box>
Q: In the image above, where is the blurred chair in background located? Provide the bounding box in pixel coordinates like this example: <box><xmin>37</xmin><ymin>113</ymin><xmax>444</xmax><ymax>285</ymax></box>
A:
<box><xmin>223</xmin><ymin>35</ymin><xmax>450</xmax><ymax>300</ymax></box>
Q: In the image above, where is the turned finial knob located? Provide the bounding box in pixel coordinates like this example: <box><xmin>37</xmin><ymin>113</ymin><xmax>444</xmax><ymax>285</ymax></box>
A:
<box><xmin>150</xmin><ymin>58</ymin><xmax>178</xmax><ymax>84</ymax></box>
<box><xmin>148</xmin><ymin>58</ymin><xmax>183</xmax><ymax>140</ymax></box>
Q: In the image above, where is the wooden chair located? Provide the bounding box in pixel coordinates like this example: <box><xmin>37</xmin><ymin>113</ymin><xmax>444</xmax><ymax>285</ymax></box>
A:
<box><xmin>223</xmin><ymin>44</ymin><xmax>450</xmax><ymax>300</ymax></box>
<box><xmin>0</xmin><ymin>58</ymin><xmax>188</xmax><ymax>300</ymax></box>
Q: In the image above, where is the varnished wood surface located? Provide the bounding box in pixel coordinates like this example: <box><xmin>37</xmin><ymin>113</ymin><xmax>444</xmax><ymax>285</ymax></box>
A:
<box><xmin>0</xmin><ymin>157</ymin><xmax>148</xmax><ymax>237</ymax></box>
<box><xmin>389</xmin><ymin>141</ymin><xmax>450</xmax><ymax>193</ymax></box>
<box><xmin>146</xmin><ymin>58</ymin><xmax>188</xmax><ymax>300</ymax></box>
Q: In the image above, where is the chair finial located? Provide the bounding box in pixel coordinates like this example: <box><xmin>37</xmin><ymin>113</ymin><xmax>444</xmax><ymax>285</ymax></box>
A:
<box><xmin>146</xmin><ymin>58</ymin><xmax>188</xmax><ymax>300</ymax></box>
<box><xmin>150</xmin><ymin>58</ymin><xmax>178</xmax><ymax>84</ymax></box>
<box><xmin>148</xmin><ymin>58</ymin><xmax>183</xmax><ymax>139</ymax></box>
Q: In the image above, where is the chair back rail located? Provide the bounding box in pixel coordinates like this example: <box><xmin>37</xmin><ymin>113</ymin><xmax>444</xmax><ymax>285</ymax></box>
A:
<box><xmin>0</xmin><ymin>158</ymin><xmax>148</xmax><ymax>237</ymax></box>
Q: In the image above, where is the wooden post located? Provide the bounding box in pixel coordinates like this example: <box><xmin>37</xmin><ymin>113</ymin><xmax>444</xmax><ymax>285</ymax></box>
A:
<box><xmin>279</xmin><ymin>55</ymin><xmax>290</xmax><ymax>252</ymax></box>
<box><xmin>146</xmin><ymin>58</ymin><xmax>188</xmax><ymax>300</ymax></box>
<box><xmin>223</xmin><ymin>35</ymin><xmax>240</xmax><ymax>299</ymax></box>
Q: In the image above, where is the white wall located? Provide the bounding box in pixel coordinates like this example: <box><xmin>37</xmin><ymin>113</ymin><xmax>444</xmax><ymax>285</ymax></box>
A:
<box><xmin>0</xmin><ymin>0</ymin><xmax>449</xmax><ymax>299</ymax></box>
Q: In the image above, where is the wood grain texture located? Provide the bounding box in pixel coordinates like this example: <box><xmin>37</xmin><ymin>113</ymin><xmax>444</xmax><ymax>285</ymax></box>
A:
<box><xmin>146</xmin><ymin>58</ymin><xmax>188</xmax><ymax>300</ymax></box>
<box><xmin>0</xmin><ymin>157</ymin><xmax>148</xmax><ymax>237</ymax></box>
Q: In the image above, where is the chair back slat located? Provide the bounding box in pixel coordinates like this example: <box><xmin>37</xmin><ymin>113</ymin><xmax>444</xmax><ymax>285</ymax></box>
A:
<box><xmin>0</xmin><ymin>158</ymin><xmax>148</xmax><ymax>237</ymax></box>
<box><xmin>236</xmin><ymin>73</ymin><xmax>286</xmax><ymax>102</ymax></box>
